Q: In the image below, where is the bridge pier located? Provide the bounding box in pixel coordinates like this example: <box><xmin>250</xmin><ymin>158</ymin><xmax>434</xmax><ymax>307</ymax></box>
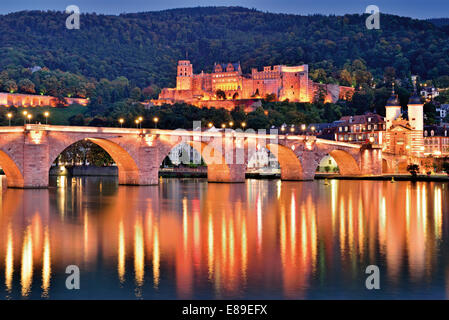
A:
<box><xmin>208</xmin><ymin>164</ymin><xmax>246</xmax><ymax>183</ymax></box>
<box><xmin>360</xmin><ymin>147</ymin><xmax>382</xmax><ymax>175</ymax></box>
<box><xmin>21</xmin><ymin>135</ymin><xmax>50</xmax><ymax>188</ymax></box>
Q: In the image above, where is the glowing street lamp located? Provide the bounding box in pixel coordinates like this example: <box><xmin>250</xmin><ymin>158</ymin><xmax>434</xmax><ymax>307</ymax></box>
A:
<box><xmin>7</xmin><ymin>112</ymin><xmax>12</xmax><ymax>126</ymax></box>
<box><xmin>229</xmin><ymin>121</ymin><xmax>234</xmax><ymax>127</ymax></box>
<box><xmin>153</xmin><ymin>116</ymin><xmax>159</xmax><ymax>128</ymax></box>
<box><xmin>241</xmin><ymin>122</ymin><xmax>246</xmax><ymax>129</ymax></box>
<box><xmin>22</xmin><ymin>111</ymin><xmax>28</xmax><ymax>125</ymax></box>
<box><xmin>44</xmin><ymin>111</ymin><xmax>50</xmax><ymax>124</ymax></box>
<box><xmin>27</xmin><ymin>114</ymin><xmax>32</xmax><ymax>124</ymax></box>
<box><xmin>137</xmin><ymin>116</ymin><xmax>143</xmax><ymax>129</ymax></box>
<box><xmin>138</xmin><ymin>116</ymin><xmax>143</xmax><ymax>129</ymax></box>
<box><xmin>119</xmin><ymin>118</ymin><xmax>124</xmax><ymax>127</ymax></box>
<box><xmin>221</xmin><ymin>123</ymin><xmax>226</xmax><ymax>129</ymax></box>
<box><xmin>135</xmin><ymin>119</ymin><xmax>140</xmax><ymax>128</ymax></box>
<box><xmin>208</xmin><ymin>122</ymin><xmax>213</xmax><ymax>128</ymax></box>
<box><xmin>369</xmin><ymin>136</ymin><xmax>375</xmax><ymax>144</ymax></box>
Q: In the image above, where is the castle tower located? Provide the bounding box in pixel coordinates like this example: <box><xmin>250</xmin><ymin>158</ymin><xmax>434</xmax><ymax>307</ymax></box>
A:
<box><xmin>176</xmin><ymin>60</ymin><xmax>193</xmax><ymax>90</ymax></box>
<box><xmin>385</xmin><ymin>85</ymin><xmax>402</xmax><ymax>130</ymax></box>
<box><xmin>408</xmin><ymin>90</ymin><xmax>424</xmax><ymax>156</ymax></box>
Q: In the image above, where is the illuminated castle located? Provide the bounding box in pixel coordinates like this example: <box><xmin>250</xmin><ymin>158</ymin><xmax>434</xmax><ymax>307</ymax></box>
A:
<box><xmin>154</xmin><ymin>60</ymin><xmax>354</xmax><ymax>110</ymax></box>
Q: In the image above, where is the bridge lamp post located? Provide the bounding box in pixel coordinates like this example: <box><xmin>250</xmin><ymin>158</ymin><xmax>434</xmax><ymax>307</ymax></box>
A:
<box><xmin>241</xmin><ymin>122</ymin><xmax>246</xmax><ymax>129</ymax></box>
<box><xmin>208</xmin><ymin>122</ymin><xmax>213</xmax><ymax>128</ymax></box>
<box><xmin>7</xmin><ymin>113</ymin><xmax>12</xmax><ymax>126</ymax></box>
<box><xmin>27</xmin><ymin>114</ymin><xmax>32</xmax><ymax>124</ymax></box>
<box><xmin>135</xmin><ymin>119</ymin><xmax>140</xmax><ymax>128</ymax></box>
<box><xmin>221</xmin><ymin>124</ymin><xmax>226</xmax><ymax>129</ymax></box>
<box><xmin>22</xmin><ymin>111</ymin><xmax>28</xmax><ymax>125</ymax></box>
<box><xmin>153</xmin><ymin>117</ymin><xmax>159</xmax><ymax>128</ymax></box>
<box><xmin>119</xmin><ymin>118</ymin><xmax>124</xmax><ymax>127</ymax></box>
<box><xmin>301</xmin><ymin>124</ymin><xmax>306</xmax><ymax>133</ymax></box>
<box><xmin>229</xmin><ymin>121</ymin><xmax>234</xmax><ymax>127</ymax></box>
<box><xmin>44</xmin><ymin>111</ymin><xmax>50</xmax><ymax>124</ymax></box>
<box><xmin>138</xmin><ymin>116</ymin><xmax>143</xmax><ymax>129</ymax></box>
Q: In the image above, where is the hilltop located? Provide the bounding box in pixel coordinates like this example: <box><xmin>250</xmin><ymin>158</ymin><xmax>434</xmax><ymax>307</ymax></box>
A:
<box><xmin>0</xmin><ymin>6</ymin><xmax>448</xmax><ymax>89</ymax></box>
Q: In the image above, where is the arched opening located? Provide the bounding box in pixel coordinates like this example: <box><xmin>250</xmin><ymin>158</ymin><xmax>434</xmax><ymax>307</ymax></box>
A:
<box><xmin>326</xmin><ymin>150</ymin><xmax>361</xmax><ymax>175</ymax></box>
<box><xmin>0</xmin><ymin>150</ymin><xmax>24</xmax><ymax>188</ymax></box>
<box><xmin>159</xmin><ymin>141</ymin><xmax>235</xmax><ymax>182</ymax></box>
<box><xmin>382</xmin><ymin>159</ymin><xmax>390</xmax><ymax>174</ymax></box>
<box><xmin>246</xmin><ymin>146</ymin><xmax>280</xmax><ymax>176</ymax></box>
<box><xmin>316</xmin><ymin>154</ymin><xmax>340</xmax><ymax>174</ymax></box>
<box><xmin>266</xmin><ymin>144</ymin><xmax>304</xmax><ymax>180</ymax></box>
<box><xmin>160</xmin><ymin>142</ymin><xmax>207</xmax><ymax>177</ymax></box>
<box><xmin>50</xmin><ymin>138</ymin><xmax>140</xmax><ymax>185</ymax></box>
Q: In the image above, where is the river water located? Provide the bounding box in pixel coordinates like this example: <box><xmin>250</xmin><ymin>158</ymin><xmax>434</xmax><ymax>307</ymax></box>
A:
<box><xmin>0</xmin><ymin>176</ymin><xmax>448</xmax><ymax>299</ymax></box>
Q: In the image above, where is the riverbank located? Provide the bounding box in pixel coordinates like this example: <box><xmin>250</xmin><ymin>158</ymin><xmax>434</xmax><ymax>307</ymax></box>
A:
<box><xmin>47</xmin><ymin>166</ymin><xmax>449</xmax><ymax>182</ymax></box>
<box><xmin>315</xmin><ymin>173</ymin><xmax>449</xmax><ymax>182</ymax></box>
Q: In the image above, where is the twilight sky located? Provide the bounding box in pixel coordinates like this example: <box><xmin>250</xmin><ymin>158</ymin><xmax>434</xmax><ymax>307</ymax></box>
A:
<box><xmin>0</xmin><ymin>0</ymin><xmax>447</xmax><ymax>19</ymax></box>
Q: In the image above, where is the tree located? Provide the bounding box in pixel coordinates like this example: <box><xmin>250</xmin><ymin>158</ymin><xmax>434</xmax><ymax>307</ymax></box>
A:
<box><xmin>265</xmin><ymin>93</ymin><xmax>276</xmax><ymax>102</ymax></box>
<box><xmin>68</xmin><ymin>114</ymin><xmax>86</xmax><ymax>126</ymax></box>
<box><xmin>216</xmin><ymin>89</ymin><xmax>226</xmax><ymax>100</ymax></box>
<box><xmin>142</xmin><ymin>85</ymin><xmax>155</xmax><ymax>99</ymax></box>
<box><xmin>4</xmin><ymin>80</ymin><xmax>18</xmax><ymax>93</ymax></box>
<box><xmin>383</xmin><ymin>67</ymin><xmax>396</xmax><ymax>84</ymax></box>
<box><xmin>423</xmin><ymin>102</ymin><xmax>438</xmax><ymax>125</ymax></box>
<box><xmin>407</xmin><ymin>164</ymin><xmax>420</xmax><ymax>178</ymax></box>
<box><xmin>435</xmin><ymin>76</ymin><xmax>449</xmax><ymax>89</ymax></box>
<box><xmin>442</xmin><ymin>162</ymin><xmax>449</xmax><ymax>175</ymax></box>
<box><xmin>339</xmin><ymin>69</ymin><xmax>352</xmax><ymax>86</ymax></box>
<box><xmin>18</xmin><ymin>79</ymin><xmax>36</xmax><ymax>94</ymax></box>
<box><xmin>130</xmin><ymin>87</ymin><xmax>142</xmax><ymax>101</ymax></box>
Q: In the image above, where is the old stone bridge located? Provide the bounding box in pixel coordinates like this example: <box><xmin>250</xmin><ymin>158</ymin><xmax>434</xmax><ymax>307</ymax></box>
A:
<box><xmin>0</xmin><ymin>125</ymin><xmax>382</xmax><ymax>188</ymax></box>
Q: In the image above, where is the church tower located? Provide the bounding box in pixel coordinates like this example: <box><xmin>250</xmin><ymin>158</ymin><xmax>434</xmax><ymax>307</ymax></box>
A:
<box><xmin>385</xmin><ymin>84</ymin><xmax>401</xmax><ymax>130</ymax></box>
<box><xmin>408</xmin><ymin>88</ymin><xmax>424</xmax><ymax>156</ymax></box>
<box><xmin>176</xmin><ymin>60</ymin><xmax>193</xmax><ymax>90</ymax></box>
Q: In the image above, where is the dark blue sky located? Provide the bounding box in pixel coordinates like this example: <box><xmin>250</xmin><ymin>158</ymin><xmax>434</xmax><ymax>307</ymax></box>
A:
<box><xmin>0</xmin><ymin>0</ymin><xmax>448</xmax><ymax>19</ymax></box>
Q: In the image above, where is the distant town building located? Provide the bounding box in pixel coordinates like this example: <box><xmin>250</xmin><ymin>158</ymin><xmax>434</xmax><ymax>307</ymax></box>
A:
<box><xmin>420</xmin><ymin>86</ymin><xmax>439</xmax><ymax>102</ymax></box>
<box><xmin>334</xmin><ymin>113</ymin><xmax>385</xmax><ymax>145</ymax></box>
<box><xmin>424</xmin><ymin>125</ymin><xmax>449</xmax><ymax>156</ymax></box>
<box><xmin>436</xmin><ymin>104</ymin><xmax>449</xmax><ymax>121</ymax></box>
<box><xmin>29</xmin><ymin>66</ymin><xmax>42</xmax><ymax>73</ymax></box>
<box><xmin>153</xmin><ymin>60</ymin><xmax>354</xmax><ymax>111</ymax></box>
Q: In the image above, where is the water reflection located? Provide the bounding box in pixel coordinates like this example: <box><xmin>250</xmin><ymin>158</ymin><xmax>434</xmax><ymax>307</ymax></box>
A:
<box><xmin>0</xmin><ymin>176</ymin><xmax>448</xmax><ymax>299</ymax></box>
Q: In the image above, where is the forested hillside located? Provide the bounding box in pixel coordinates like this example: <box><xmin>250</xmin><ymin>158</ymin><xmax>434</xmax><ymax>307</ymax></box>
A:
<box><xmin>1</xmin><ymin>6</ymin><xmax>449</xmax><ymax>89</ymax></box>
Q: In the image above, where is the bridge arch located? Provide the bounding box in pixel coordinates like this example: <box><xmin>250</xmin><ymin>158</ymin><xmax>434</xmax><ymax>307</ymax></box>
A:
<box><xmin>158</xmin><ymin>138</ymin><xmax>240</xmax><ymax>183</ymax></box>
<box><xmin>326</xmin><ymin>149</ymin><xmax>361</xmax><ymax>175</ymax></box>
<box><xmin>0</xmin><ymin>150</ymin><xmax>24</xmax><ymax>188</ymax></box>
<box><xmin>265</xmin><ymin>143</ymin><xmax>304</xmax><ymax>180</ymax></box>
<box><xmin>49</xmin><ymin>137</ymin><xmax>140</xmax><ymax>185</ymax></box>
